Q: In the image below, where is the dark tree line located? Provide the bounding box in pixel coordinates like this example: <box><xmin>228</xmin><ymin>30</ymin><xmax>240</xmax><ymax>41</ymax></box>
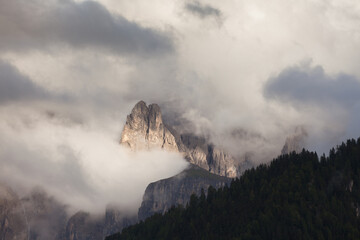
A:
<box><xmin>107</xmin><ymin>138</ymin><xmax>360</xmax><ymax>240</ymax></box>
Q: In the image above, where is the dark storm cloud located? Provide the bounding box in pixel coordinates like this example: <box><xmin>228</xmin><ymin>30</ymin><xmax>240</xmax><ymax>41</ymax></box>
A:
<box><xmin>185</xmin><ymin>1</ymin><xmax>222</xmax><ymax>19</ymax></box>
<box><xmin>0</xmin><ymin>0</ymin><xmax>174</xmax><ymax>57</ymax></box>
<box><xmin>264</xmin><ymin>64</ymin><xmax>360</xmax><ymax>107</ymax></box>
<box><xmin>0</xmin><ymin>60</ymin><xmax>49</xmax><ymax>103</ymax></box>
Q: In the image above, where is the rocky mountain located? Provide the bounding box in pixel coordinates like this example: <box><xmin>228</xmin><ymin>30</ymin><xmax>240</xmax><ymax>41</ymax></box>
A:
<box><xmin>180</xmin><ymin>134</ymin><xmax>239</xmax><ymax>177</ymax></box>
<box><xmin>0</xmin><ymin>101</ymin><xmax>251</xmax><ymax>239</ymax></box>
<box><xmin>120</xmin><ymin>101</ymin><xmax>245</xmax><ymax>177</ymax></box>
<box><xmin>0</xmin><ymin>184</ymin><xmax>134</xmax><ymax>240</ymax></box>
<box><xmin>0</xmin><ymin>185</ymin><xmax>67</xmax><ymax>240</ymax></box>
<box><xmin>138</xmin><ymin>164</ymin><xmax>231</xmax><ymax>221</ymax></box>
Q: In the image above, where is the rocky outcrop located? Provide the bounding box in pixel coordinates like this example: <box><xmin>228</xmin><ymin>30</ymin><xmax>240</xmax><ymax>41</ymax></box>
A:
<box><xmin>120</xmin><ymin>101</ymin><xmax>245</xmax><ymax>177</ymax></box>
<box><xmin>281</xmin><ymin>127</ymin><xmax>308</xmax><ymax>155</ymax></box>
<box><xmin>138</xmin><ymin>164</ymin><xmax>231</xmax><ymax>221</ymax></box>
<box><xmin>120</xmin><ymin>101</ymin><xmax>179</xmax><ymax>152</ymax></box>
<box><xmin>181</xmin><ymin>134</ymin><xmax>238</xmax><ymax>177</ymax></box>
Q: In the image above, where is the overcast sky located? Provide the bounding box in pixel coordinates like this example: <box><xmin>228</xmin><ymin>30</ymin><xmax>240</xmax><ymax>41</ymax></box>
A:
<box><xmin>1</xmin><ymin>0</ymin><xmax>360</xmax><ymax>213</ymax></box>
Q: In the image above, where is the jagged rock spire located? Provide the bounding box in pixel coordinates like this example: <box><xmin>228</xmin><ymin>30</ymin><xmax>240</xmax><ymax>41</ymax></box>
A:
<box><xmin>120</xmin><ymin>101</ymin><xmax>178</xmax><ymax>152</ymax></box>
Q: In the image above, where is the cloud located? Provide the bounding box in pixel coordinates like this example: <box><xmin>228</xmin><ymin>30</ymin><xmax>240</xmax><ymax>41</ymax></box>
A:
<box><xmin>1</xmin><ymin>0</ymin><xmax>360</xmax><ymax>217</ymax></box>
<box><xmin>0</xmin><ymin>60</ymin><xmax>49</xmax><ymax>103</ymax></box>
<box><xmin>0</xmin><ymin>0</ymin><xmax>174</xmax><ymax>57</ymax></box>
<box><xmin>263</xmin><ymin>62</ymin><xmax>360</xmax><ymax>154</ymax></box>
<box><xmin>0</xmin><ymin>108</ymin><xmax>188</xmax><ymax>214</ymax></box>
<box><xmin>185</xmin><ymin>1</ymin><xmax>222</xmax><ymax>19</ymax></box>
<box><xmin>264</xmin><ymin>62</ymin><xmax>360</xmax><ymax>108</ymax></box>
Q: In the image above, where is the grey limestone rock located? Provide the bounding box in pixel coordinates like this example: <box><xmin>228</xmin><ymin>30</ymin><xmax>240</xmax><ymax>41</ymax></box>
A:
<box><xmin>138</xmin><ymin>164</ymin><xmax>231</xmax><ymax>221</ymax></box>
<box><xmin>0</xmin><ymin>185</ymin><xmax>67</xmax><ymax>240</ymax></box>
<box><xmin>120</xmin><ymin>101</ymin><xmax>178</xmax><ymax>152</ymax></box>
<box><xmin>65</xmin><ymin>212</ymin><xmax>103</xmax><ymax>240</ymax></box>
<box><xmin>120</xmin><ymin>101</ymin><xmax>245</xmax><ymax>178</ymax></box>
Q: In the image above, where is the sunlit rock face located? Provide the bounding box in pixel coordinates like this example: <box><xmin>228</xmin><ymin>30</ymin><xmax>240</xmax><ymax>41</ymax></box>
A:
<box><xmin>180</xmin><ymin>134</ymin><xmax>238</xmax><ymax>178</ymax></box>
<box><xmin>120</xmin><ymin>101</ymin><xmax>179</xmax><ymax>152</ymax></box>
<box><xmin>120</xmin><ymin>101</ymin><xmax>244</xmax><ymax>178</ymax></box>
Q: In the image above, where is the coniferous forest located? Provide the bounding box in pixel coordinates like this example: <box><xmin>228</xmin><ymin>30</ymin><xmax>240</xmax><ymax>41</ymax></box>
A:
<box><xmin>107</xmin><ymin>138</ymin><xmax>360</xmax><ymax>240</ymax></box>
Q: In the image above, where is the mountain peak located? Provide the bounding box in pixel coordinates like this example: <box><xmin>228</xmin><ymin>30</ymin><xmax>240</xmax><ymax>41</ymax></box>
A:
<box><xmin>120</xmin><ymin>101</ymin><xmax>178</xmax><ymax>151</ymax></box>
<box><xmin>120</xmin><ymin>101</ymin><xmax>248</xmax><ymax>177</ymax></box>
<box><xmin>132</xmin><ymin>100</ymin><xmax>147</xmax><ymax>112</ymax></box>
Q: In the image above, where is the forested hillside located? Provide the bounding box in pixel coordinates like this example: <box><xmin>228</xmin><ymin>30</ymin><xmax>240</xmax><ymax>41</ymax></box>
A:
<box><xmin>107</xmin><ymin>138</ymin><xmax>360</xmax><ymax>240</ymax></box>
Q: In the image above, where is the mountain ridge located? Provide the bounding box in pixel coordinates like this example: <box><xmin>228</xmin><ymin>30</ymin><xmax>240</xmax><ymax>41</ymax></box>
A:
<box><xmin>120</xmin><ymin>100</ymin><xmax>245</xmax><ymax>178</ymax></box>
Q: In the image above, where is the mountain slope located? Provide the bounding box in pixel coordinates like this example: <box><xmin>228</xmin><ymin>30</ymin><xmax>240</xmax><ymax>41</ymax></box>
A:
<box><xmin>106</xmin><ymin>138</ymin><xmax>360</xmax><ymax>240</ymax></box>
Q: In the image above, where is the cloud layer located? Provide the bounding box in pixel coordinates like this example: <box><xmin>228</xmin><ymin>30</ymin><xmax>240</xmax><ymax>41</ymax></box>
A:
<box><xmin>0</xmin><ymin>0</ymin><xmax>173</xmax><ymax>57</ymax></box>
<box><xmin>0</xmin><ymin>106</ymin><xmax>188</xmax><ymax>214</ymax></box>
<box><xmin>1</xmin><ymin>0</ymin><xmax>360</xmax><ymax>216</ymax></box>
<box><xmin>264</xmin><ymin>63</ymin><xmax>360</xmax><ymax>108</ymax></box>
<box><xmin>0</xmin><ymin>60</ymin><xmax>49</xmax><ymax>103</ymax></box>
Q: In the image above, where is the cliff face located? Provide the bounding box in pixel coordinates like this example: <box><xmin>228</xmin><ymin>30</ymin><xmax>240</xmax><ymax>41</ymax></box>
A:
<box><xmin>138</xmin><ymin>164</ymin><xmax>231</xmax><ymax>221</ymax></box>
<box><xmin>0</xmin><ymin>186</ymin><xmax>67</xmax><ymax>240</ymax></box>
<box><xmin>120</xmin><ymin>101</ymin><xmax>244</xmax><ymax>177</ymax></box>
<box><xmin>0</xmin><ymin>184</ymin><xmax>27</xmax><ymax>240</ymax></box>
<box><xmin>65</xmin><ymin>212</ymin><xmax>103</xmax><ymax>240</ymax></box>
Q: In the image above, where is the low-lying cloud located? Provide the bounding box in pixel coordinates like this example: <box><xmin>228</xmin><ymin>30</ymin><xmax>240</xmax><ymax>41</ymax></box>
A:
<box><xmin>0</xmin><ymin>107</ymin><xmax>188</xmax><ymax>214</ymax></box>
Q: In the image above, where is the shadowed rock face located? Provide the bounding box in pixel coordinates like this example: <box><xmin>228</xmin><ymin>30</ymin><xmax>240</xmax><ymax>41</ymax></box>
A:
<box><xmin>65</xmin><ymin>212</ymin><xmax>103</xmax><ymax>240</ymax></box>
<box><xmin>120</xmin><ymin>101</ymin><xmax>246</xmax><ymax>178</ymax></box>
<box><xmin>120</xmin><ymin>101</ymin><xmax>179</xmax><ymax>152</ymax></box>
<box><xmin>0</xmin><ymin>185</ymin><xmax>67</xmax><ymax>240</ymax></box>
<box><xmin>0</xmin><ymin>184</ymin><xmax>27</xmax><ymax>240</ymax></box>
<box><xmin>0</xmin><ymin>184</ymin><xmax>134</xmax><ymax>240</ymax></box>
<box><xmin>103</xmin><ymin>208</ymin><xmax>137</xmax><ymax>237</ymax></box>
<box><xmin>138</xmin><ymin>164</ymin><xmax>231</xmax><ymax>221</ymax></box>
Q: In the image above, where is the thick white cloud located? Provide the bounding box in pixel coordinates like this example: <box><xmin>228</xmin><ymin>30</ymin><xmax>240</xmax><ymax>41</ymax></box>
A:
<box><xmin>0</xmin><ymin>106</ymin><xmax>188</xmax><ymax>214</ymax></box>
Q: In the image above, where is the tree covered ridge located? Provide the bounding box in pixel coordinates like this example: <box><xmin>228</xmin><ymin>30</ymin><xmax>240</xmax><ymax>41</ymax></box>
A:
<box><xmin>106</xmin><ymin>138</ymin><xmax>360</xmax><ymax>240</ymax></box>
